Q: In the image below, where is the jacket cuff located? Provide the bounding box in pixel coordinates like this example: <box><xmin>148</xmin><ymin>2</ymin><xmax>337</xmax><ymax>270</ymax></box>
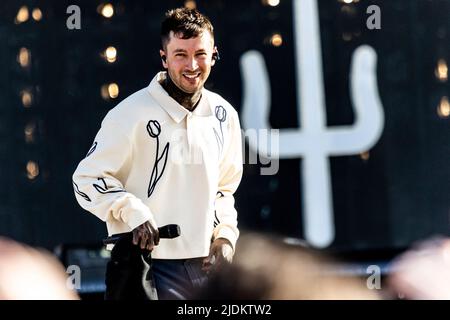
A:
<box><xmin>121</xmin><ymin>201</ymin><xmax>155</xmax><ymax>231</ymax></box>
<box><xmin>214</xmin><ymin>225</ymin><xmax>239</xmax><ymax>251</ymax></box>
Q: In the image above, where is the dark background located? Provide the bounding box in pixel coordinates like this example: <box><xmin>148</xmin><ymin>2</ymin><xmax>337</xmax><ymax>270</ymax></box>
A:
<box><xmin>0</xmin><ymin>0</ymin><xmax>449</xmax><ymax>258</ymax></box>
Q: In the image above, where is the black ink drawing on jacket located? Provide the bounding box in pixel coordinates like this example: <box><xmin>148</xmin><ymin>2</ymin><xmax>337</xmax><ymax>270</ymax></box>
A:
<box><xmin>73</xmin><ymin>180</ymin><xmax>91</xmax><ymax>202</ymax></box>
<box><xmin>86</xmin><ymin>142</ymin><xmax>97</xmax><ymax>157</ymax></box>
<box><xmin>147</xmin><ymin>120</ymin><xmax>170</xmax><ymax>198</ymax></box>
<box><xmin>93</xmin><ymin>177</ymin><xmax>126</xmax><ymax>194</ymax></box>
<box><xmin>213</xmin><ymin>105</ymin><xmax>227</xmax><ymax>156</ymax></box>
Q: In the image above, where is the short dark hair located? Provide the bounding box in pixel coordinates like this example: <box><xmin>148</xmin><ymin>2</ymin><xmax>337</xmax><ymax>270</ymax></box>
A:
<box><xmin>161</xmin><ymin>8</ymin><xmax>214</xmax><ymax>50</ymax></box>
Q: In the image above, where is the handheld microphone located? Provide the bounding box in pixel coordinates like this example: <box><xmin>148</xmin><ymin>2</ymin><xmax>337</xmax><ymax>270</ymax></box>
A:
<box><xmin>103</xmin><ymin>224</ymin><xmax>180</xmax><ymax>245</ymax></box>
<box><xmin>158</xmin><ymin>224</ymin><xmax>181</xmax><ymax>238</ymax></box>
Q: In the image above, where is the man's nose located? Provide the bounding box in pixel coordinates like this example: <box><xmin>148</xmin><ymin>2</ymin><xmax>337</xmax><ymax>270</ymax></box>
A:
<box><xmin>185</xmin><ymin>56</ymin><xmax>199</xmax><ymax>70</ymax></box>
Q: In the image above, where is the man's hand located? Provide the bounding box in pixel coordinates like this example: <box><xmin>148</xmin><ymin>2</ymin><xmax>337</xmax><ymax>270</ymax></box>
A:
<box><xmin>132</xmin><ymin>220</ymin><xmax>160</xmax><ymax>251</ymax></box>
<box><xmin>202</xmin><ymin>238</ymin><xmax>234</xmax><ymax>273</ymax></box>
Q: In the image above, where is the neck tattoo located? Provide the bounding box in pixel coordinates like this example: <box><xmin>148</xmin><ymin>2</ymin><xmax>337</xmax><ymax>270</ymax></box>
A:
<box><xmin>162</xmin><ymin>74</ymin><xmax>202</xmax><ymax>111</ymax></box>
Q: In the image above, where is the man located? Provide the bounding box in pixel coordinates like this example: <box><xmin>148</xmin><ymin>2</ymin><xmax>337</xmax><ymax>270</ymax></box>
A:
<box><xmin>72</xmin><ymin>7</ymin><xmax>243</xmax><ymax>299</ymax></box>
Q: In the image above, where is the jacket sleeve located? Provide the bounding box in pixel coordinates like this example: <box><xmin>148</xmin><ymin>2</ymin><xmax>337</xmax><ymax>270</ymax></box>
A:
<box><xmin>72</xmin><ymin>116</ymin><xmax>156</xmax><ymax>231</ymax></box>
<box><xmin>212</xmin><ymin>109</ymin><xmax>243</xmax><ymax>250</ymax></box>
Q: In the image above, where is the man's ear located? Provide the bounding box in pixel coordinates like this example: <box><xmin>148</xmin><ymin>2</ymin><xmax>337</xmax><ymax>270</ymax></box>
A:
<box><xmin>160</xmin><ymin>49</ymin><xmax>168</xmax><ymax>69</ymax></box>
<box><xmin>211</xmin><ymin>46</ymin><xmax>219</xmax><ymax>66</ymax></box>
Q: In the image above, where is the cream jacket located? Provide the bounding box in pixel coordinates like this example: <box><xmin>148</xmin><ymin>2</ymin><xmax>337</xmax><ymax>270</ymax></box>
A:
<box><xmin>72</xmin><ymin>72</ymin><xmax>243</xmax><ymax>259</ymax></box>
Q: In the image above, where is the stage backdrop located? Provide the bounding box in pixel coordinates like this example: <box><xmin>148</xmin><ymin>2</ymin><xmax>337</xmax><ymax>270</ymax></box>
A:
<box><xmin>0</xmin><ymin>0</ymin><xmax>448</xmax><ymax>255</ymax></box>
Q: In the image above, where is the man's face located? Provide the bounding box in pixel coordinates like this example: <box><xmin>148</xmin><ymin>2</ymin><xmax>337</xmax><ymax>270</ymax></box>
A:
<box><xmin>161</xmin><ymin>31</ymin><xmax>216</xmax><ymax>94</ymax></box>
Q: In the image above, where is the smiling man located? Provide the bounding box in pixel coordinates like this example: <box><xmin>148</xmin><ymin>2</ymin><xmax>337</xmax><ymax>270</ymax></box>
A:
<box><xmin>160</xmin><ymin>13</ymin><xmax>217</xmax><ymax>109</ymax></box>
<box><xmin>72</xmin><ymin>7</ymin><xmax>243</xmax><ymax>300</ymax></box>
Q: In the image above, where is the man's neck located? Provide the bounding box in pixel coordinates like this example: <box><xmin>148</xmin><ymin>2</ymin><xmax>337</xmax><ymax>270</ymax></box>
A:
<box><xmin>161</xmin><ymin>73</ymin><xmax>202</xmax><ymax>111</ymax></box>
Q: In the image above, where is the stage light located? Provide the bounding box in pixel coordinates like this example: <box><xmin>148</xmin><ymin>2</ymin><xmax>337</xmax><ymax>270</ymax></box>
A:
<box><xmin>339</xmin><ymin>0</ymin><xmax>359</xmax><ymax>4</ymax></box>
<box><xmin>101</xmin><ymin>85</ymin><xmax>108</xmax><ymax>100</ymax></box>
<box><xmin>21</xmin><ymin>90</ymin><xmax>33</xmax><ymax>108</ymax></box>
<box><xmin>108</xmin><ymin>83</ymin><xmax>119</xmax><ymax>98</ymax></box>
<box><xmin>100</xmin><ymin>3</ymin><xmax>114</xmax><ymax>18</ymax></box>
<box><xmin>32</xmin><ymin>8</ymin><xmax>42</xmax><ymax>21</ymax></box>
<box><xmin>101</xmin><ymin>83</ymin><xmax>119</xmax><ymax>99</ymax></box>
<box><xmin>342</xmin><ymin>32</ymin><xmax>352</xmax><ymax>41</ymax></box>
<box><xmin>270</xmin><ymin>33</ymin><xmax>283</xmax><ymax>47</ymax></box>
<box><xmin>340</xmin><ymin>4</ymin><xmax>357</xmax><ymax>16</ymax></box>
<box><xmin>15</xmin><ymin>6</ymin><xmax>29</xmax><ymax>24</ymax></box>
<box><xmin>105</xmin><ymin>46</ymin><xmax>117</xmax><ymax>63</ymax></box>
<box><xmin>262</xmin><ymin>0</ymin><xmax>280</xmax><ymax>6</ymax></box>
<box><xmin>24</xmin><ymin>122</ymin><xmax>36</xmax><ymax>143</ymax></box>
<box><xmin>435</xmin><ymin>59</ymin><xmax>448</xmax><ymax>82</ymax></box>
<box><xmin>17</xmin><ymin>47</ymin><xmax>31</xmax><ymax>68</ymax></box>
<box><xmin>184</xmin><ymin>0</ymin><xmax>196</xmax><ymax>9</ymax></box>
<box><xmin>26</xmin><ymin>161</ymin><xmax>39</xmax><ymax>180</ymax></box>
<box><xmin>437</xmin><ymin>96</ymin><xmax>450</xmax><ymax>118</ymax></box>
<box><xmin>360</xmin><ymin>151</ymin><xmax>370</xmax><ymax>161</ymax></box>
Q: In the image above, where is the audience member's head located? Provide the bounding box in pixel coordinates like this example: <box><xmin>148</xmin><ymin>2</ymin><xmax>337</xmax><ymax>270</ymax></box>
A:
<box><xmin>388</xmin><ymin>236</ymin><xmax>450</xmax><ymax>300</ymax></box>
<box><xmin>197</xmin><ymin>232</ymin><xmax>379</xmax><ymax>300</ymax></box>
<box><xmin>0</xmin><ymin>237</ymin><xmax>79</xmax><ymax>300</ymax></box>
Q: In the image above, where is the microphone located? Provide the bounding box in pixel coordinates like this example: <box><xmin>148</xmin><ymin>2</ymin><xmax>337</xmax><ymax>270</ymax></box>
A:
<box><xmin>103</xmin><ymin>224</ymin><xmax>180</xmax><ymax>245</ymax></box>
<box><xmin>158</xmin><ymin>224</ymin><xmax>181</xmax><ymax>239</ymax></box>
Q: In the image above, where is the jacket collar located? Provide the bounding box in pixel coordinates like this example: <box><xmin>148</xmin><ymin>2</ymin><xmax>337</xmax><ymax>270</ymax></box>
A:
<box><xmin>147</xmin><ymin>72</ymin><xmax>212</xmax><ymax>123</ymax></box>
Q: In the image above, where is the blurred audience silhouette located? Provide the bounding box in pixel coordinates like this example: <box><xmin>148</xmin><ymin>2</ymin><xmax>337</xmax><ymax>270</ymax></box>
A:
<box><xmin>0</xmin><ymin>237</ymin><xmax>79</xmax><ymax>300</ymax></box>
<box><xmin>196</xmin><ymin>232</ymin><xmax>380</xmax><ymax>300</ymax></box>
<box><xmin>387</xmin><ymin>236</ymin><xmax>450</xmax><ymax>300</ymax></box>
<box><xmin>3</xmin><ymin>232</ymin><xmax>450</xmax><ymax>300</ymax></box>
